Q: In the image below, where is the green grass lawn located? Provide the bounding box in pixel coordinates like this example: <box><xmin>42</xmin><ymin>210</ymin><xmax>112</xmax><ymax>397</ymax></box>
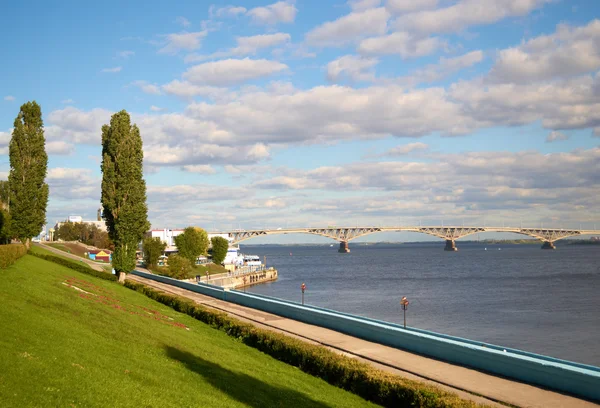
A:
<box><xmin>0</xmin><ymin>255</ymin><xmax>377</xmax><ymax>408</ymax></box>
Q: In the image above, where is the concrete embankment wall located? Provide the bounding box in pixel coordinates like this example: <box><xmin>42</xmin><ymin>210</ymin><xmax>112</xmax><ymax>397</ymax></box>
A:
<box><xmin>130</xmin><ymin>269</ymin><xmax>600</xmax><ymax>402</ymax></box>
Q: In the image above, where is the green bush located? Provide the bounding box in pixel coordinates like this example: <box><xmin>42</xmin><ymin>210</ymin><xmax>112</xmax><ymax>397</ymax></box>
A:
<box><xmin>0</xmin><ymin>244</ymin><xmax>27</xmax><ymax>268</ymax></box>
<box><xmin>29</xmin><ymin>252</ymin><xmax>118</xmax><ymax>282</ymax></box>
<box><xmin>123</xmin><ymin>281</ymin><xmax>480</xmax><ymax>408</ymax></box>
<box><xmin>166</xmin><ymin>254</ymin><xmax>193</xmax><ymax>279</ymax></box>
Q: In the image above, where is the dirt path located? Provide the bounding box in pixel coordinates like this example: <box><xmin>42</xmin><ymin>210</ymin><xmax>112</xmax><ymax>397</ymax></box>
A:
<box><xmin>35</xmin><ymin>243</ymin><xmax>107</xmax><ymax>272</ymax></box>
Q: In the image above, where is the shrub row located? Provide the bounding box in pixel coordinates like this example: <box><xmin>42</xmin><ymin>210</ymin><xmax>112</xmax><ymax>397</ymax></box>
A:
<box><xmin>0</xmin><ymin>244</ymin><xmax>27</xmax><ymax>269</ymax></box>
<box><xmin>123</xmin><ymin>280</ymin><xmax>482</xmax><ymax>408</ymax></box>
<box><xmin>30</xmin><ymin>252</ymin><xmax>118</xmax><ymax>282</ymax></box>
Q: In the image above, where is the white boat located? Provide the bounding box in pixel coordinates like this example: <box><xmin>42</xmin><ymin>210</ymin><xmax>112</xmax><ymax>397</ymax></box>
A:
<box><xmin>242</xmin><ymin>255</ymin><xmax>261</xmax><ymax>267</ymax></box>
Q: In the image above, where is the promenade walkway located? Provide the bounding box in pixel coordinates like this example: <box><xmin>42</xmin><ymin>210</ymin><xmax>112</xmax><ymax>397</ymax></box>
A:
<box><xmin>126</xmin><ymin>273</ymin><xmax>598</xmax><ymax>408</ymax></box>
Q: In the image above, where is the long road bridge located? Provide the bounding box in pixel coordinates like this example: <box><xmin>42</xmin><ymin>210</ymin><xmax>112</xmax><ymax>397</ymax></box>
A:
<box><xmin>215</xmin><ymin>226</ymin><xmax>600</xmax><ymax>252</ymax></box>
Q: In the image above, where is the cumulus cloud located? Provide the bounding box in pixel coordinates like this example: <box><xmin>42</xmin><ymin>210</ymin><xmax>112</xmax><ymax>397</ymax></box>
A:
<box><xmin>161</xmin><ymin>80</ymin><xmax>230</xmax><ymax>100</ymax></box>
<box><xmin>0</xmin><ymin>130</ymin><xmax>10</xmax><ymax>155</ymax></box>
<box><xmin>150</xmin><ymin>105</ymin><xmax>167</xmax><ymax>112</ymax></box>
<box><xmin>158</xmin><ymin>31</ymin><xmax>207</xmax><ymax>54</ymax></box>
<box><xmin>117</xmin><ymin>50</ymin><xmax>135</xmax><ymax>58</ymax></box>
<box><xmin>61</xmin><ymin>99</ymin><xmax>75</xmax><ymax>104</ymax></box>
<box><xmin>546</xmin><ymin>131</ymin><xmax>569</xmax><ymax>143</ymax></box>
<box><xmin>385</xmin><ymin>0</ymin><xmax>438</xmax><ymax>14</ymax></box>
<box><xmin>326</xmin><ymin>55</ymin><xmax>378</xmax><ymax>82</ymax></box>
<box><xmin>393</xmin><ymin>0</ymin><xmax>551</xmax><ymax>34</ymax></box>
<box><xmin>181</xmin><ymin>164</ymin><xmax>217</xmax><ymax>174</ymax></box>
<box><xmin>306</xmin><ymin>7</ymin><xmax>390</xmax><ymax>46</ymax></box>
<box><xmin>349</xmin><ymin>0</ymin><xmax>381</xmax><ymax>11</ymax></box>
<box><xmin>358</xmin><ymin>31</ymin><xmax>445</xmax><ymax>57</ymax></box>
<box><xmin>247</xmin><ymin>1</ymin><xmax>297</xmax><ymax>25</ymax></box>
<box><xmin>185</xmin><ymin>33</ymin><xmax>291</xmax><ymax>63</ymax></box>
<box><xmin>392</xmin><ymin>50</ymin><xmax>483</xmax><ymax>86</ymax></box>
<box><xmin>182</xmin><ymin>58</ymin><xmax>289</xmax><ymax>86</ymax></box>
<box><xmin>101</xmin><ymin>66</ymin><xmax>122</xmax><ymax>73</ymax></box>
<box><xmin>3</xmin><ymin>95</ymin><xmax>15</xmax><ymax>101</ymax></box>
<box><xmin>131</xmin><ymin>80</ymin><xmax>162</xmax><ymax>95</ymax></box>
<box><xmin>46</xmin><ymin>141</ymin><xmax>76</xmax><ymax>155</ymax></box>
<box><xmin>46</xmin><ymin>107</ymin><xmax>111</xmax><ymax>144</ymax></box>
<box><xmin>46</xmin><ymin>168</ymin><xmax>100</xmax><ymax>201</ymax></box>
<box><xmin>490</xmin><ymin>20</ymin><xmax>600</xmax><ymax>83</ymax></box>
<box><xmin>376</xmin><ymin>142</ymin><xmax>429</xmax><ymax>156</ymax></box>
<box><xmin>209</xmin><ymin>5</ymin><xmax>247</xmax><ymax>18</ymax></box>
<box><xmin>175</xmin><ymin>16</ymin><xmax>191</xmax><ymax>27</ymax></box>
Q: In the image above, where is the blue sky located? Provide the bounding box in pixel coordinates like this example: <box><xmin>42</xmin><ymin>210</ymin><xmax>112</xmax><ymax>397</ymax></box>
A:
<box><xmin>1</xmin><ymin>0</ymin><xmax>599</xmax><ymax>243</ymax></box>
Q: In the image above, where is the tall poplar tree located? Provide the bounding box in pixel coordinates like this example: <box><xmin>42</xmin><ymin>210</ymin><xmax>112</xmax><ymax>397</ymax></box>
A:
<box><xmin>8</xmin><ymin>101</ymin><xmax>49</xmax><ymax>248</ymax></box>
<box><xmin>101</xmin><ymin>110</ymin><xmax>149</xmax><ymax>281</ymax></box>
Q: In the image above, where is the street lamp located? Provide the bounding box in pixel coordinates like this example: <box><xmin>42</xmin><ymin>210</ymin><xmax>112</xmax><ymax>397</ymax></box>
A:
<box><xmin>243</xmin><ymin>276</ymin><xmax>247</xmax><ymax>292</ymax></box>
<box><xmin>301</xmin><ymin>282</ymin><xmax>306</xmax><ymax>305</ymax></box>
<box><xmin>400</xmin><ymin>296</ymin><xmax>409</xmax><ymax>328</ymax></box>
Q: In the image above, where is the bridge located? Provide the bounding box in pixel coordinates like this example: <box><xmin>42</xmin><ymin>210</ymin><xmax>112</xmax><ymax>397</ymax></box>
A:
<box><xmin>216</xmin><ymin>226</ymin><xmax>600</xmax><ymax>252</ymax></box>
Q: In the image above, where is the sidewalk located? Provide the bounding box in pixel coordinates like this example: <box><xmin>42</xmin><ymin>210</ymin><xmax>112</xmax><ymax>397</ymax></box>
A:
<box><xmin>35</xmin><ymin>242</ymin><xmax>107</xmax><ymax>272</ymax></box>
<box><xmin>126</xmin><ymin>274</ymin><xmax>598</xmax><ymax>408</ymax></box>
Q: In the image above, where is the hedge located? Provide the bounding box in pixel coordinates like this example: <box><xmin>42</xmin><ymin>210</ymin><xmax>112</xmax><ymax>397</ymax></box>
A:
<box><xmin>0</xmin><ymin>244</ymin><xmax>28</xmax><ymax>269</ymax></box>
<box><xmin>123</xmin><ymin>280</ymin><xmax>484</xmax><ymax>408</ymax></box>
<box><xmin>29</xmin><ymin>252</ymin><xmax>118</xmax><ymax>282</ymax></box>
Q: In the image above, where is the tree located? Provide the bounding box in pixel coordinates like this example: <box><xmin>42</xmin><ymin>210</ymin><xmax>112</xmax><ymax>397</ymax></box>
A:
<box><xmin>166</xmin><ymin>254</ymin><xmax>192</xmax><ymax>279</ymax></box>
<box><xmin>8</xmin><ymin>101</ymin><xmax>49</xmax><ymax>248</ymax></box>
<box><xmin>142</xmin><ymin>237</ymin><xmax>166</xmax><ymax>269</ymax></box>
<box><xmin>0</xmin><ymin>180</ymin><xmax>9</xmax><ymax>210</ymax></box>
<box><xmin>100</xmin><ymin>110</ymin><xmax>150</xmax><ymax>282</ymax></box>
<box><xmin>211</xmin><ymin>236</ymin><xmax>229</xmax><ymax>265</ymax></box>
<box><xmin>0</xmin><ymin>208</ymin><xmax>11</xmax><ymax>244</ymax></box>
<box><xmin>174</xmin><ymin>227</ymin><xmax>209</xmax><ymax>266</ymax></box>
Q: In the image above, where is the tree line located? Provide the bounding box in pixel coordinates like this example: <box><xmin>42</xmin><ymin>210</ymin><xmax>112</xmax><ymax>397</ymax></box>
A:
<box><xmin>55</xmin><ymin>221</ymin><xmax>112</xmax><ymax>250</ymax></box>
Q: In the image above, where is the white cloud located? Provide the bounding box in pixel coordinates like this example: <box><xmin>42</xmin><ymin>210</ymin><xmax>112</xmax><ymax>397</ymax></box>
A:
<box><xmin>349</xmin><ymin>0</ymin><xmax>381</xmax><ymax>11</ymax></box>
<box><xmin>247</xmin><ymin>1</ymin><xmax>297</xmax><ymax>25</ymax></box>
<box><xmin>175</xmin><ymin>16</ymin><xmax>191</xmax><ymax>27</ymax></box>
<box><xmin>182</xmin><ymin>58</ymin><xmax>289</xmax><ymax>86</ymax></box>
<box><xmin>158</xmin><ymin>31</ymin><xmax>207</xmax><ymax>54</ymax></box>
<box><xmin>132</xmin><ymin>80</ymin><xmax>162</xmax><ymax>95</ymax></box>
<box><xmin>393</xmin><ymin>0</ymin><xmax>551</xmax><ymax>34</ymax></box>
<box><xmin>46</xmin><ymin>107</ymin><xmax>112</xmax><ymax>144</ymax></box>
<box><xmin>47</xmin><ymin>168</ymin><xmax>100</xmax><ymax>201</ymax></box>
<box><xmin>546</xmin><ymin>131</ymin><xmax>569</xmax><ymax>143</ymax></box>
<box><xmin>117</xmin><ymin>50</ymin><xmax>135</xmax><ymax>58</ymax></box>
<box><xmin>185</xmin><ymin>33</ymin><xmax>291</xmax><ymax>63</ymax></box>
<box><xmin>490</xmin><ymin>20</ymin><xmax>600</xmax><ymax>83</ymax></box>
<box><xmin>306</xmin><ymin>7</ymin><xmax>390</xmax><ymax>46</ymax></box>
<box><xmin>0</xmin><ymin>130</ymin><xmax>11</xmax><ymax>155</ymax></box>
<box><xmin>385</xmin><ymin>0</ymin><xmax>438</xmax><ymax>14</ymax></box>
<box><xmin>392</xmin><ymin>50</ymin><xmax>483</xmax><ymax>85</ymax></box>
<box><xmin>3</xmin><ymin>95</ymin><xmax>15</xmax><ymax>101</ymax></box>
<box><xmin>161</xmin><ymin>80</ymin><xmax>230</xmax><ymax>100</ymax></box>
<box><xmin>61</xmin><ymin>99</ymin><xmax>75</xmax><ymax>104</ymax></box>
<box><xmin>378</xmin><ymin>142</ymin><xmax>429</xmax><ymax>156</ymax></box>
<box><xmin>209</xmin><ymin>5</ymin><xmax>247</xmax><ymax>18</ymax></box>
<box><xmin>46</xmin><ymin>141</ymin><xmax>75</xmax><ymax>155</ymax></box>
<box><xmin>327</xmin><ymin>55</ymin><xmax>378</xmax><ymax>82</ymax></box>
<box><xmin>358</xmin><ymin>31</ymin><xmax>445</xmax><ymax>57</ymax></box>
<box><xmin>102</xmin><ymin>66</ymin><xmax>122</xmax><ymax>73</ymax></box>
<box><xmin>181</xmin><ymin>164</ymin><xmax>217</xmax><ymax>174</ymax></box>
<box><xmin>150</xmin><ymin>105</ymin><xmax>168</xmax><ymax>112</ymax></box>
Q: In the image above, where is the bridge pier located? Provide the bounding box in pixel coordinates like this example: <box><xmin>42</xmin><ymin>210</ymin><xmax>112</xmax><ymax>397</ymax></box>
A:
<box><xmin>444</xmin><ymin>239</ymin><xmax>458</xmax><ymax>251</ymax></box>
<box><xmin>541</xmin><ymin>241</ymin><xmax>556</xmax><ymax>250</ymax></box>
<box><xmin>338</xmin><ymin>241</ymin><xmax>350</xmax><ymax>253</ymax></box>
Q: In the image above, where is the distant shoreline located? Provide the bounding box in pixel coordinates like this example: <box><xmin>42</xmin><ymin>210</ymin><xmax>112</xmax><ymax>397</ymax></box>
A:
<box><xmin>240</xmin><ymin>239</ymin><xmax>599</xmax><ymax>247</ymax></box>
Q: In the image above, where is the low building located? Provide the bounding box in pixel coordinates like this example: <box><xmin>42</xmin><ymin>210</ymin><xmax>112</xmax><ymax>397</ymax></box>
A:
<box><xmin>88</xmin><ymin>249</ymin><xmax>112</xmax><ymax>263</ymax></box>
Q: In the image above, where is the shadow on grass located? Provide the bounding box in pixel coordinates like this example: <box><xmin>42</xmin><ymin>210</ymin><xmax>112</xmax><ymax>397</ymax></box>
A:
<box><xmin>164</xmin><ymin>346</ymin><xmax>333</xmax><ymax>408</ymax></box>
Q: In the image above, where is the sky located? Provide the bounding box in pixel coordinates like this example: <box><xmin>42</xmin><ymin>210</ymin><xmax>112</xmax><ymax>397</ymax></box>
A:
<box><xmin>0</xmin><ymin>0</ymin><xmax>599</xmax><ymax>244</ymax></box>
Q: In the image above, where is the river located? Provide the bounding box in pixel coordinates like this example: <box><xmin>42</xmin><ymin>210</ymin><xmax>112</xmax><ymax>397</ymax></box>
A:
<box><xmin>240</xmin><ymin>242</ymin><xmax>600</xmax><ymax>367</ymax></box>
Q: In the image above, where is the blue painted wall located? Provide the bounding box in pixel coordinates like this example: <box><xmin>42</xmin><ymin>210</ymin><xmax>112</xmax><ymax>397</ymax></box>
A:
<box><xmin>131</xmin><ymin>270</ymin><xmax>600</xmax><ymax>401</ymax></box>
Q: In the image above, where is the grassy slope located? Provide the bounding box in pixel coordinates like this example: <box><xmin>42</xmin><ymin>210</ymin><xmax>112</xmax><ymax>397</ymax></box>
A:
<box><xmin>0</xmin><ymin>255</ymin><xmax>377</xmax><ymax>408</ymax></box>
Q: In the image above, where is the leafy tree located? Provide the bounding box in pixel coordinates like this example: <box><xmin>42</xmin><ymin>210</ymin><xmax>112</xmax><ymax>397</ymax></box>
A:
<box><xmin>166</xmin><ymin>254</ymin><xmax>192</xmax><ymax>279</ymax></box>
<box><xmin>0</xmin><ymin>208</ymin><xmax>11</xmax><ymax>244</ymax></box>
<box><xmin>174</xmin><ymin>227</ymin><xmax>209</xmax><ymax>265</ymax></box>
<box><xmin>0</xmin><ymin>180</ymin><xmax>9</xmax><ymax>210</ymax></box>
<box><xmin>101</xmin><ymin>110</ymin><xmax>150</xmax><ymax>281</ymax></box>
<box><xmin>8</xmin><ymin>101</ymin><xmax>49</xmax><ymax>248</ymax></box>
<box><xmin>55</xmin><ymin>221</ymin><xmax>111</xmax><ymax>249</ymax></box>
<box><xmin>210</xmin><ymin>236</ymin><xmax>229</xmax><ymax>265</ymax></box>
<box><xmin>142</xmin><ymin>237</ymin><xmax>167</xmax><ymax>268</ymax></box>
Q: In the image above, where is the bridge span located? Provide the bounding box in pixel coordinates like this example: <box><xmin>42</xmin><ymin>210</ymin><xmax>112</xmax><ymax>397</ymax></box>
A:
<box><xmin>215</xmin><ymin>226</ymin><xmax>600</xmax><ymax>253</ymax></box>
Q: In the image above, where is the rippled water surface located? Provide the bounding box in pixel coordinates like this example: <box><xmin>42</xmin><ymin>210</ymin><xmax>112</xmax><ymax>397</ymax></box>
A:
<box><xmin>242</xmin><ymin>242</ymin><xmax>600</xmax><ymax>366</ymax></box>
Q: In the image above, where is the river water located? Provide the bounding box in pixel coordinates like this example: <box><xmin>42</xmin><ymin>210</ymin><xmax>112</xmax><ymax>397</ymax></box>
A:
<box><xmin>241</xmin><ymin>242</ymin><xmax>600</xmax><ymax>367</ymax></box>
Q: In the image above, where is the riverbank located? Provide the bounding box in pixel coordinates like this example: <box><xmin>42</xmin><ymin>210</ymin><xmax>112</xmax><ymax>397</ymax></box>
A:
<box><xmin>187</xmin><ymin>267</ymin><xmax>278</xmax><ymax>289</ymax></box>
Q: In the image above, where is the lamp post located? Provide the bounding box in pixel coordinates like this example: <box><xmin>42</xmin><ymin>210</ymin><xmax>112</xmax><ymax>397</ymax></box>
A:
<box><xmin>301</xmin><ymin>282</ymin><xmax>306</xmax><ymax>305</ymax></box>
<box><xmin>243</xmin><ymin>276</ymin><xmax>247</xmax><ymax>292</ymax></box>
<box><xmin>400</xmin><ymin>296</ymin><xmax>409</xmax><ymax>328</ymax></box>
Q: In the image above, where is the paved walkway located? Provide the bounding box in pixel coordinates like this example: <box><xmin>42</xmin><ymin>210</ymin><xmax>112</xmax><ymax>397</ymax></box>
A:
<box><xmin>126</xmin><ymin>274</ymin><xmax>598</xmax><ymax>408</ymax></box>
<box><xmin>35</xmin><ymin>242</ymin><xmax>107</xmax><ymax>272</ymax></box>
